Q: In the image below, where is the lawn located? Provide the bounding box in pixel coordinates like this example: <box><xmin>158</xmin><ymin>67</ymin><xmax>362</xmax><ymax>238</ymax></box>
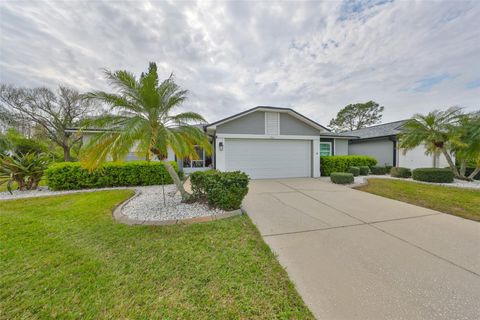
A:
<box><xmin>0</xmin><ymin>191</ymin><xmax>313</xmax><ymax>319</ymax></box>
<box><xmin>356</xmin><ymin>178</ymin><xmax>480</xmax><ymax>222</ymax></box>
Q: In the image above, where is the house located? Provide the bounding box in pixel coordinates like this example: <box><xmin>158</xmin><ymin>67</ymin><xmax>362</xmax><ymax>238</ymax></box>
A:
<box><xmin>69</xmin><ymin>106</ymin><xmax>448</xmax><ymax>179</ymax></box>
<box><xmin>69</xmin><ymin>106</ymin><xmax>352</xmax><ymax>179</ymax></box>
<box><xmin>337</xmin><ymin>120</ymin><xmax>451</xmax><ymax>169</ymax></box>
<box><xmin>204</xmin><ymin>106</ymin><xmax>352</xmax><ymax>179</ymax></box>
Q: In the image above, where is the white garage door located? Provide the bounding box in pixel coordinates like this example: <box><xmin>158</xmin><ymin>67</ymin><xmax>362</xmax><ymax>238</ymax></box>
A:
<box><xmin>225</xmin><ymin>139</ymin><xmax>312</xmax><ymax>179</ymax></box>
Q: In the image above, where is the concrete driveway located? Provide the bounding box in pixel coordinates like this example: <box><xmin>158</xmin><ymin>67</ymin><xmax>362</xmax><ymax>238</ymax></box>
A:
<box><xmin>243</xmin><ymin>178</ymin><xmax>480</xmax><ymax>319</ymax></box>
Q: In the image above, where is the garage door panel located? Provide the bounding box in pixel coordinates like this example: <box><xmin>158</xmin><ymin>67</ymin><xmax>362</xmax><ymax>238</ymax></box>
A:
<box><xmin>225</xmin><ymin>139</ymin><xmax>311</xmax><ymax>179</ymax></box>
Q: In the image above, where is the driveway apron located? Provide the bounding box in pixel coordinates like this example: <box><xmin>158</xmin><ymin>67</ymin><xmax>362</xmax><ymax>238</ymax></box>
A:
<box><xmin>243</xmin><ymin>178</ymin><xmax>480</xmax><ymax>320</ymax></box>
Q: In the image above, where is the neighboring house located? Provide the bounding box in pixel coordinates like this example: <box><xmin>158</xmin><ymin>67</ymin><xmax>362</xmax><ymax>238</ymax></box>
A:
<box><xmin>68</xmin><ymin>107</ymin><xmax>448</xmax><ymax>179</ymax></box>
<box><xmin>338</xmin><ymin>120</ymin><xmax>451</xmax><ymax>169</ymax></box>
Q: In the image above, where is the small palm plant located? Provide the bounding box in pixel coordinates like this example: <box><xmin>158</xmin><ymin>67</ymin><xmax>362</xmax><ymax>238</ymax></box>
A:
<box><xmin>82</xmin><ymin>63</ymin><xmax>211</xmax><ymax>201</ymax></box>
<box><xmin>0</xmin><ymin>152</ymin><xmax>50</xmax><ymax>194</ymax></box>
<box><xmin>399</xmin><ymin>107</ymin><xmax>462</xmax><ymax>178</ymax></box>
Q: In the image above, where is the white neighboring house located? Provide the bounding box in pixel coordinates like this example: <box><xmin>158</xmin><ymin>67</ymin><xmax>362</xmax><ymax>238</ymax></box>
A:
<box><xmin>68</xmin><ymin>107</ymin><xmax>450</xmax><ymax>178</ymax></box>
<box><xmin>337</xmin><ymin>120</ymin><xmax>452</xmax><ymax>169</ymax></box>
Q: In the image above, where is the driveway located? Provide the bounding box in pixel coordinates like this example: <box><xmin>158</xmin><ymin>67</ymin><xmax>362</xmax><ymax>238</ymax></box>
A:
<box><xmin>243</xmin><ymin>178</ymin><xmax>480</xmax><ymax>319</ymax></box>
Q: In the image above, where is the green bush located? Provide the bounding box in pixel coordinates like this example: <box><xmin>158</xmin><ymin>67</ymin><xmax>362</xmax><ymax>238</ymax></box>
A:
<box><xmin>359</xmin><ymin>166</ymin><xmax>370</xmax><ymax>175</ymax></box>
<box><xmin>190</xmin><ymin>170</ymin><xmax>249</xmax><ymax>210</ymax></box>
<box><xmin>456</xmin><ymin>166</ymin><xmax>480</xmax><ymax>180</ymax></box>
<box><xmin>412</xmin><ymin>168</ymin><xmax>454</xmax><ymax>183</ymax></box>
<box><xmin>1</xmin><ymin>152</ymin><xmax>50</xmax><ymax>193</ymax></box>
<box><xmin>330</xmin><ymin>172</ymin><xmax>354</xmax><ymax>184</ymax></box>
<box><xmin>390</xmin><ymin>167</ymin><xmax>412</xmax><ymax>178</ymax></box>
<box><xmin>348</xmin><ymin>166</ymin><xmax>360</xmax><ymax>176</ymax></box>
<box><xmin>45</xmin><ymin>161</ymin><xmax>179</xmax><ymax>190</ymax></box>
<box><xmin>320</xmin><ymin>155</ymin><xmax>377</xmax><ymax>176</ymax></box>
<box><xmin>385</xmin><ymin>165</ymin><xmax>393</xmax><ymax>172</ymax></box>
<box><xmin>370</xmin><ymin>166</ymin><xmax>388</xmax><ymax>175</ymax></box>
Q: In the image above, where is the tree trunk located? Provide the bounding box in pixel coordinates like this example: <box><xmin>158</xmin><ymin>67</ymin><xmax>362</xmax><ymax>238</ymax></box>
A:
<box><xmin>459</xmin><ymin>160</ymin><xmax>466</xmax><ymax>176</ymax></box>
<box><xmin>63</xmin><ymin>145</ymin><xmax>72</xmax><ymax>162</ymax></box>
<box><xmin>468</xmin><ymin>167</ymin><xmax>480</xmax><ymax>180</ymax></box>
<box><xmin>441</xmin><ymin>149</ymin><xmax>463</xmax><ymax>179</ymax></box>
<box><xmin>162</xmin><ymin>160</ymin><xmax>190</xmax><ymax>202</ymax></box>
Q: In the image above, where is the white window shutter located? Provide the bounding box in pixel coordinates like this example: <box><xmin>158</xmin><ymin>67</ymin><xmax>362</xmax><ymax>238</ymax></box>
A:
<box><xmin>265</xmin><ymin>112</ymin><xmax>280</xmax><ymax>135</ymax></box>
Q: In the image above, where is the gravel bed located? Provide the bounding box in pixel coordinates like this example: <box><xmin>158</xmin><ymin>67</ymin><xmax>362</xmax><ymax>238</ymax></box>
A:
<box><xmin>122</xmin><ymin>185</ymin><xmax>224</xmax><ymax>221</ymax></box>
<box><xmin>347</xmin><ymin>175</ymin><xmax>480</xmax><ymax>189</ymax></box>
<box><xmin>0</xmin><ymin>184</ymin><xmax>224</xmax><ymax>222</ymax></box>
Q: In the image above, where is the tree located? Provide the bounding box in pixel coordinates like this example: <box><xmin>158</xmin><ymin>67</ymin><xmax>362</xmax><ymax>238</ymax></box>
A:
<box><xmin>329</xmin><ymin>101</ymin><xmax>384</xmax><ymax>132</ymax></box>
<box><xmin>399</xmin><ymin>107</ymin><xmax>466</xmax><ymax>179</ymax></box>
<box><xmin>0</xmin><ymin>85</ymin><xmax>94</xmax><ymax>161</ymax></box>
<box><xmin>450</xmin><ymin>112</ymin><xmax>480</xmax><ymax>180</ymax></box>
<box><xmin>82</xmin><ymin>63</ymin><xmax>210</xmax><ymax>202</ymax></box>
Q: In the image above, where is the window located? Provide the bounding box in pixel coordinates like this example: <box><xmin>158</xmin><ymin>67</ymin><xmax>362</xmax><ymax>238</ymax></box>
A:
<box><xmin>182</xmin><ymin>146</ymin><xmax>212</xmax><ymax>168</ymax></box>
<box><xmin>320</xmin><ymin>142</ymin><xmax>332</xmax><ymax>156</ymax></box>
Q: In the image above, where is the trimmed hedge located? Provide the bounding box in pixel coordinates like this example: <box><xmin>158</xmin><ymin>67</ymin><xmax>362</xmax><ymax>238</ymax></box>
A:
<box><xmin>348</xmin><ymin>166</ymin><xmax>360</xmax><ymax>176</ymax></box>
<box><xmin>359</xmin><ymin>166</ymin><xmax>370</xmax><ymax>176</ymax></box>
<box><xmin>45</xmin><ymin>161</ymin><xmax>179</xmax><ymax>190</ymax></box>
<box><xmin>190</xmin><ymin>170</ymin><xmax>250</xmax><ymax>210</ymax></box>
<box><xmin>330</xmin><ymin>172</ymin><xmax>354</xmax><ymax>184</ymax></box>
<box><xmin>370</xmin><ymin>166</ymin><xmax>388</xmax><ymax>175</ymax></box>
<box><xmin>412</xmin><ymin>168</ymin><xmax>454</xmax><ymax>183</ymax></box>
<box><xmin>390</xmin><ymin>167</ymin><xmax>412</xmax><ymax>178</ymax></box>
<box><xmin>320</xmin><ymin>155</ymin><xmax>377</xmax><ymax>176</ymax></box>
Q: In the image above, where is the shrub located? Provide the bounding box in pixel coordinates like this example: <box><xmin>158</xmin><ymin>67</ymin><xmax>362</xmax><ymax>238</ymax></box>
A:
<box><xmin>390</xmin><ymin>167</ymin><xmax>412</xmax><ymax>178</ymax></box>
<box><xmin>348</xmin><ymin>166</ymin><xmax>360</xmax><ymax>176</ymax></box>
<box><xmin>0</xmin><ymin>152</ymin><xmax>50</xmax><ymax>193</ymax></box>
<box><xmin>370</xmin><ymin>166</ymin><xmax>388</xmax><ymax>175</ymax></box>
<box><xmin>190</xmin><ymin>170</ymin><xmax>249</xmax><ymax>210</ymax></box>
<box><xmin>45</xmin><ymin>161</ymin><xmax>179</xmax><ymax>190</ymax></box>
<box><xmin>385</xmin><ymin>165</ymin><xmax>393</xmax><ymax>172</ymax></box>
<box><xmin>359</xmin><ymin>166</ymin><xmax>370</xmax><ymax>175</ymax></box>
<box><xmin>456</xmin><ymin>166</ymin><xmax>480</xmax><ymax>180</ymax></box>
<box><xmin>330</xmin><ymin>172</ymin><xmax>354</xmax><ymax>184</ymax></box>
<box><xmin>412</xmin><ymin>168</ymin><xmax>454</xmax><ymax>183</ymax></box>
<box><xmin>320</xmin><ymin>155</ymin><xmax>377</xmax><ymax>176</ymax></box>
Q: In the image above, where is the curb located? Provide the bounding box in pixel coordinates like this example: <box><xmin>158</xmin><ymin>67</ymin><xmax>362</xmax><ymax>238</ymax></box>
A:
<box><xmin>112</xmin><ymin>189</ymin><xmax>243</xmax><ymax>226</ymax></box>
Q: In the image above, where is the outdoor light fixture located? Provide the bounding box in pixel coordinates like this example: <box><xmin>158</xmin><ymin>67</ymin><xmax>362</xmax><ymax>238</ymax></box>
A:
<box><xmin>219</xmin><ymin>142</ymin><xmax>224</xmax><ymax>151</ymax></box>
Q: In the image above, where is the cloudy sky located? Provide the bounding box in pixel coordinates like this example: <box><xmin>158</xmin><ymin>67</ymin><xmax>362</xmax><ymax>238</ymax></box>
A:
<box><xmin>1</xmin><ymin>0</ymin><xmax>479</xmax><ymax>125</ymax></box>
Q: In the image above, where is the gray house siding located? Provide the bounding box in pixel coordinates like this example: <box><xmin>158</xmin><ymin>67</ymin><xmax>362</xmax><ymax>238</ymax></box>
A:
<box><xmin>280</xmin><ymin>113</ymin><xmax>319</xmax><ymax>136</ymax></box>
<box><xmin>216</xmin><ymin>111</ymin><xmax>265</xmax><ymax>134</ymax></box>
<box><xmin>349</xmin><ymin>139</ymin><xmax>394</xmax><ymax>166</ymax></box>
<box><xmin>334</xmin><ymin>139</ymin><xmax>349</xmax><ymax>155</ymax></box>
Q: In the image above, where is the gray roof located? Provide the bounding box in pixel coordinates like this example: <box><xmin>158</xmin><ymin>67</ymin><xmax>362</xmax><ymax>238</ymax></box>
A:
<box><xmin>337</xmin><ymin>120</ymin><xmax>409</xmax><ymax>139</ymax></box>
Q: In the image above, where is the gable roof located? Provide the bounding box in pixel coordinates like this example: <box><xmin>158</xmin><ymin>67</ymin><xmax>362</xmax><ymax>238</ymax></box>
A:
<box><xmin>205</xmin><ymin>106</ymin><xmax>331</xmax><ymax>132</ymax></box>
<box><xmin>337</xmin><ymin>120</ymin><xmax>409</xmax><ymax>139</ymax></box>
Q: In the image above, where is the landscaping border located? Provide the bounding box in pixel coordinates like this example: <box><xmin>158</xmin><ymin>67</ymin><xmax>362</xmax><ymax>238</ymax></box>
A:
<box><xmin>112</xmin><ymin>189</ymin><xmax>243</xmax><ymax>226</ymax></box>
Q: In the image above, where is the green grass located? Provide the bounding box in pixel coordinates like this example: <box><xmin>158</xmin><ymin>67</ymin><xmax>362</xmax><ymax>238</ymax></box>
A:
<box><xmin>356</xmin><ymin>179</ymin><xmax>480</xmax><ymax>222</ymax></box>
<box><xmin>0</xmin><ymin>191</ymin><xmax>312</xmax><ymax>319</ymax></box>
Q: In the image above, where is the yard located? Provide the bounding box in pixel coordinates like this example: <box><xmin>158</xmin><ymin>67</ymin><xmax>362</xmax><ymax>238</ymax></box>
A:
<box><xmin>356</xmin><ymin>178</ymin><xmax>480</xmax><ymax>222</ymax></box>
<box><xmin>0</xmin><ymin>191</ymin><xmax>313</xmax><ymax>319</ymax></box>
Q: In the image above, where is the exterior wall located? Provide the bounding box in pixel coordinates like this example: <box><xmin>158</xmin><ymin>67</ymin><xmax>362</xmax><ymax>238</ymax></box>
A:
<box><xmin>334</xmin><ymin>139</ymin><xmax>349</xmax><ymax>155</ymax></box>
<box><xmin>80</xmin><ymin>132</ymin><xmax>175</xmax><ymax>162</ymax></box>
<box><xmin>216</xmin><ymin>111</ymin><xmax>265</xmax><ymax>134</ymax></box>
<box><xmin>398</xmin><ymin>145</ymin><xmax>432</xmax><ymax>169</ymax></box>
<box><xmin>349</xmin><ymin>139</ymin><xmax>394</xmax><ymax>166</ymax></box>
<box><xmin>280</xmin><ymin>113</ymin><xmax>319</xmax><ymax>136</ymax></box>
<box><xmin>398</xmin><ymin>145</ymin><xmax>452</xmax><ymax>169</ymax></box>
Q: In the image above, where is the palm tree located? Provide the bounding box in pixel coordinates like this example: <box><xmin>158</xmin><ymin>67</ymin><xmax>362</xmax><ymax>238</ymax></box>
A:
<box><xmin>399</xmin><ymin>107</ymin><xmax>463</xmax><ymax>178</ymax></box>
<box><xmin>451</xmin><ymin>112</ymin><xmax>480</xmax><ymax>180</ymax></box>
<box><xmin>81</xmin><ymin>63</ymin><xmax>211</xmax><ymax>201</ymax></box>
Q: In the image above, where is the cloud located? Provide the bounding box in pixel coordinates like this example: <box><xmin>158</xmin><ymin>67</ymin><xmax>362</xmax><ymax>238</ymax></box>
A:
<box><xmin>0</xmin><ymin>0</ymin><xmax>479</xmax><ymax>125</ymax></box>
